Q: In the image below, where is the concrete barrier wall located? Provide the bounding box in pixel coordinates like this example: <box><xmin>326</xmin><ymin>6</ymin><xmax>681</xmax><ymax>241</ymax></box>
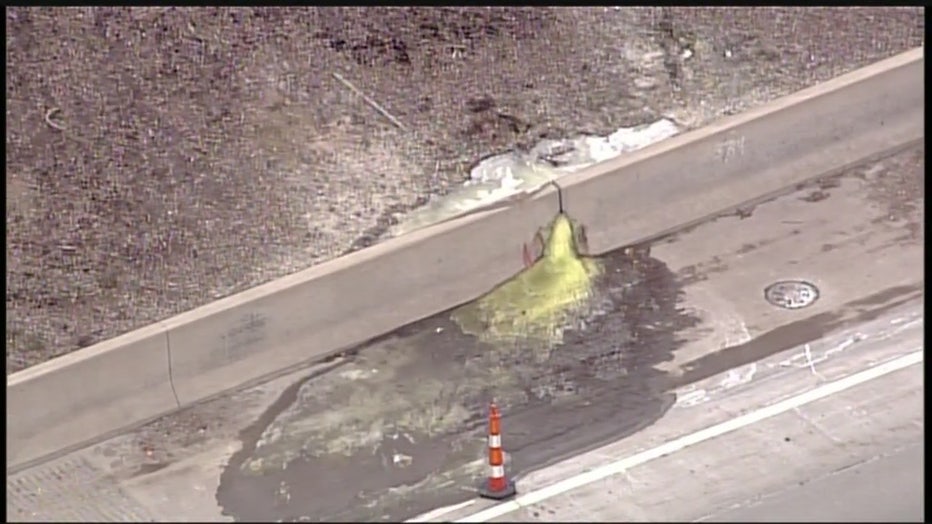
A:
<box><xmin>7</xmin><ymin>47</ymin><xmax>923</xmax><ymax>471</ymax></box>
<box><xmin>7</xmin><ymin>189</ymin><xmax>557</xmax><ymax>470</ymax></box>
<box><xmin>164</xmin><ymin>188</ymin><xmax>559</xmax><ymax>405</ymax></box>
<box><xmin>559</xmin><ymin>47</ymin><xmax>924</xmax><ymax>255</ymax></box>
<box><xmin>7</xmin><ymin>324</ymin><xmax>178</xmax><ymax>468</ymax></box>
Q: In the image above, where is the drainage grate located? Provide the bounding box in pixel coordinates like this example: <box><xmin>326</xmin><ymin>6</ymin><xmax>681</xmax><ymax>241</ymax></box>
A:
<box><xmin>764</xmin><ymin>280</ymin><xmax>820</xmax><ymax>310</ymax></box>
<box><xmin>7</xmin><ymin>455</ymin><xmax>157</xmax><ymax>522</ymax></box>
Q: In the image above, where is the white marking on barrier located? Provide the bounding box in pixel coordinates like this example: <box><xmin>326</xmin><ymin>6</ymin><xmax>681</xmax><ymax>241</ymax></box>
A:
<box><xmin>715</xmin><ymin>135</ymin><xmax>746</xmax><ymax>163</ymax></box>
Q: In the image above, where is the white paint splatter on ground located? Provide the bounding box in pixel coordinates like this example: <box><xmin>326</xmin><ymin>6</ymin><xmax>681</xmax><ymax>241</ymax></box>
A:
<box><xmin>720</xmin><ymin>363</ymin><xmax>757</xmax><ymax>390</ymax></box>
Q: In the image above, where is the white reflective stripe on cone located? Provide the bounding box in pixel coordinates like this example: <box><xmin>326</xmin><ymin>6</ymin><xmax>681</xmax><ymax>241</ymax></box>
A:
<box><xmin>488</xmin><ymin>434</ymin><xmax>502</xmax><ymax>448</ymax></box>
<box><xmin>491</xmin><ymin>465</ymin><xmax>505</xmax><ymax>478</ymax></box>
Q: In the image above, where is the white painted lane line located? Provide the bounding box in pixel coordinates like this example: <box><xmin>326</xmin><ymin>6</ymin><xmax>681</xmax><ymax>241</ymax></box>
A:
<box><xmin>452</xmin><ymin>350</ymin><xmax>923</xmax><ymax>523</ymax></box>
<box><xmin>406</xmin><ymin>500</ymin><xmax>478</xmax><ymax>523</ymax></box>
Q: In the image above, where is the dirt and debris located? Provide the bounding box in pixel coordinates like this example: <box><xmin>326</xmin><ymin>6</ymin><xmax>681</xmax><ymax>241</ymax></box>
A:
<box><xmin>861</xmin><ymin>144</ymin><xmax>925</xmax><ymax>242</ymax></box>
<box><xmin>5</xmin><ymin>7</ymin><xmax>924</xmax><ymax>372</ymax></box>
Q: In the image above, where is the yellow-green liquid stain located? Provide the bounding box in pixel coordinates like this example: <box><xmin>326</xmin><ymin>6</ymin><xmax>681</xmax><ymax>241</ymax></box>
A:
<box><xmin>452</xmin><ymin>213</ymin><xmax>602</xmax><ymax>353</ymax></box>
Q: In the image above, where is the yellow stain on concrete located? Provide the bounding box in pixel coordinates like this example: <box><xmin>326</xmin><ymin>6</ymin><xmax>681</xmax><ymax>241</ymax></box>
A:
<box><xmin>453</xmin><ymin>213</ymin><xmax>602</xmax><ymax>354</ymax></box>
<box><xmin>242</xmin><ymin>213</ymin><xmax>602</xmax><ymax>473</ymax></box>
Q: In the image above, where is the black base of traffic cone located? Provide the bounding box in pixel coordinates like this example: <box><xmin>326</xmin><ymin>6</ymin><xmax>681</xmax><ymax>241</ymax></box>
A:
<box><xmin>479</xmin><ymin>480</ymin><xmax>517</xmax><ymax>500</ymax></box>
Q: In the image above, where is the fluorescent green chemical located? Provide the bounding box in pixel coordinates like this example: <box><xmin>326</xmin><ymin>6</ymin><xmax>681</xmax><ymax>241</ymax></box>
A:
<box><xmin>452</xmin><ymin>213</ymin><xmax>602</xmax><ymax>351</ymax></box>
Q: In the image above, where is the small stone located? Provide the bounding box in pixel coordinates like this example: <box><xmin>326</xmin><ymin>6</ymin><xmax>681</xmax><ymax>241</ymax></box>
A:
<box><xmin>392</xmin><ymin>453</ymin><xmax>413</xmax><ymax>468</ymax></box>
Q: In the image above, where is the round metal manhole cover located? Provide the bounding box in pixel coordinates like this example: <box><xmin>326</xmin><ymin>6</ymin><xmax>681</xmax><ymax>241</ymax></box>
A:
<box><xmin>764</xmin><ymin>280</ymin><xmax>820</xmax><ymax>310</ymax></box>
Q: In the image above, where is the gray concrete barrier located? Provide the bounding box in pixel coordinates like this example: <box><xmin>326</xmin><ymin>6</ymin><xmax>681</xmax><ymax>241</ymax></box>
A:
<box><xmin>559</xmin><ymin>47</ymin><xmax>924</xmax><ymax>255</ymax></box>
<box><xmin>7</xmin><ymin>324</ymin><xmax>178</xmax><ymax>469</ymax></box>
<box><xmin>164</xmin><ymin>188</ymin><xmax>559</xmax><ymax>405</ymax></box>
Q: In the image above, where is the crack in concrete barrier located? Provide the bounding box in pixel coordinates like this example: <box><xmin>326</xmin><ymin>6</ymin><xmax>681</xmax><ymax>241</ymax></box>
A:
<box><xmin>551</xmin><ymin>179</ymin><xmax>564</xmax><ymax>213</ymax></box>
<box><xmin>165</xmin><ymin>329</ymin><xmax>182</xmax><ymax>409</ymax></box>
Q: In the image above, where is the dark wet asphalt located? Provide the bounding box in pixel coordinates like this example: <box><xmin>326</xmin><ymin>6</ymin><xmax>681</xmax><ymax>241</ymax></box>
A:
<box><xmin>214</xmin><ymin>239</ymin><xmax>922</xmax><ymax>522</ymax></box>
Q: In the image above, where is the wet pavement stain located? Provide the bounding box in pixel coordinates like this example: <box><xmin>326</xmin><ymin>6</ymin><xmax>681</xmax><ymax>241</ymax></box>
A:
<box><xmin>674</xmin><ymin>283</ymin><xmax>922</xmax><ymax>391</ymax></box>
<box><xmin>216</xmin><ymin>222</ymin><xmax>701</xmax><ymax>522</ymax></box>
<box><xmin>215</xmin><ymin>227</ymin><xmax>923</xmax><ymax>523</ymax></box>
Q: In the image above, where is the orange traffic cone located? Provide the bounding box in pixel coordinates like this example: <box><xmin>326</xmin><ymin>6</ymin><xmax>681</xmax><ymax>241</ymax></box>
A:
<box><xmin>479</xmin><ymin>402</ymin><xmax>517</xmax><ymax>500</ymax></box>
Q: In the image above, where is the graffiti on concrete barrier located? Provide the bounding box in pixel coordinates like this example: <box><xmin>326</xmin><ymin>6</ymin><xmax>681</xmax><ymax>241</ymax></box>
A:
<box><xmin>716</xmin><ymin>134</ymin><xmax>746</xmax><ymax>164</ymax></box>
<box><xmin>214</xmin><ymin>312</ymin><xmax>268</xmax><ymax>362</ymax></box>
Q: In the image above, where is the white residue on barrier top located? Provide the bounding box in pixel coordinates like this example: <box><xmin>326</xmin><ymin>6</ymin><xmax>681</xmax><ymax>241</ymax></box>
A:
<box><xmin>390</xmin><ymin>118</ymin><xmax>679</xmax><ymax>237</ymax></box>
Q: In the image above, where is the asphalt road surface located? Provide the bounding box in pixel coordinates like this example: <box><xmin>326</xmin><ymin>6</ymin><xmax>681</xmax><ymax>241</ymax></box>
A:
<box><xmin>6</xmin><ymin>145</ymin><xmax>923</xmax><ymax>522</ymax></box>
<box><xmin>445</xmin><ymin>310</ymin><xmax>924</xmax><ymax>522</ymax></box>
<box><xmin>453</xmin><ymin>315</ymin><xmax>923</xmax><ymax>523</ymax></box>
<box><xmin>705</xmin><ymin>443</ymin><xmax>924</xmax><ymax>523</ymax></box>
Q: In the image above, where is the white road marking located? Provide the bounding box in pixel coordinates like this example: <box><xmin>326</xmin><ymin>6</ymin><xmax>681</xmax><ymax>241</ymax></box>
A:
<box><xmin>803</xmin><ymin>343</ymin><xmax>825</xmax><ymax>379</ymax></box>
<box><xmin>675</xmin><ymin>389</ymin><xmax>708</xmax><ymax>407</ymax></box>
<box><xmin>677</xmin><ymin>314</ymin><xmax>917</xmax><ymax>410</ymax></box>
<box><xmin>406</xmin><ymin>499</ymin><xmax>477</xmax><ymax>523</ymax></box>
<box><xmin>450</xmin><ymin>350</ymin><xmax>923</xmax><ymax>523</ymax></box>
<box><xmin>779</xmin><ymin>333</ymin><xmax>864</xmax><ymax>370</ymax></box>
<box><xmin>720</xmin><ymin>363</ymin><xmax>757</xmax><ymax>389</ymax></box>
